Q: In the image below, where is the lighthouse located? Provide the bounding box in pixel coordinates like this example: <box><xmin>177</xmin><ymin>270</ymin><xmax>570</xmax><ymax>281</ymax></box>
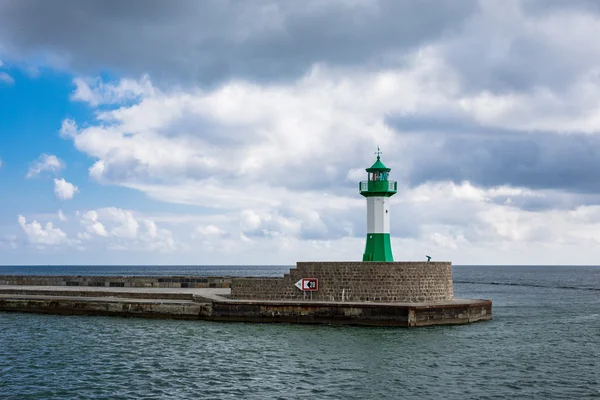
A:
<box><xmin>359</xmin><ymin>147</ymin><xmax>397</xmax><ymax>262</ymax></box>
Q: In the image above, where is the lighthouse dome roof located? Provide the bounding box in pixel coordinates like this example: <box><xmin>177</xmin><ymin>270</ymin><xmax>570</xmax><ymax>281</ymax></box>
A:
<box><xmin>366</xmin><ymin>157</ymin><xmax>391</xmax><ymax>172</ymax></box>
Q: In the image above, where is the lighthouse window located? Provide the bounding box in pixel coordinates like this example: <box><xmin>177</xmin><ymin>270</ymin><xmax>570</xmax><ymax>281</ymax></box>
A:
<box><xmin>369</xmin><ymin>172</ymin><xmax>389</xmax><ymax>181</ymax></box>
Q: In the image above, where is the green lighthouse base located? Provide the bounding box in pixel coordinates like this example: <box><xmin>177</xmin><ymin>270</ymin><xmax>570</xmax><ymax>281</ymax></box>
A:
<box><xmin>362</xmin><ymin>233</ymin><xmax>394</xmax><ymax>262</ymax></box>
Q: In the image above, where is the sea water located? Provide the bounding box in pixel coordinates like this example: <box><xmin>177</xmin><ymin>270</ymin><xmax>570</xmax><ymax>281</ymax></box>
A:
<box><xmin>1</xmin><ymin>265</ymin><xmax>599</xmax><ymax>399</ymax></box>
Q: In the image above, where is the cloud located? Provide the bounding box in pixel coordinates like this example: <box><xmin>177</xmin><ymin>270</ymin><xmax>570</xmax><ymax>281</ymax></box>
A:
<box><xmin>17</xmin><ymin>215</ymin><xmax>72</xmax><ymax>247</ymax></box>
<box><xmin>12</xmin><ymin>207</ymin><xmax>178</xmax><ymax>256</ymax></box>
<box><xmin>53</xmin><ymin>178</ymin><xmax>78</xmax><ymax>200</ymax></box>
<box><xmin>57</xmin><ymin>209</ymin><xmax>67</xmax><ymax>221</ymax></box>
<box><xmin>26</xmin><ymin>154</ymin><xmax>64</xmax><ymax>178</ymax></box>
<box><xmin>389</xmin><ymin>181</ymin><xmax>600</xmax><ymax>256</ymax></box>
<box><xmin>15</xmin><ymin>1</ymin><xmax>600</xmax><ymax>200</ymax></box>
<box><xmin>71</xmin><ymin>75</ymin><xmax>155</xmax><ymax>106</ymax></box>
<box><xmin>440</xmin><ymin>1</ymin><xmax>600</xmax><ymax>95</ymax></box>
<box><xmin>0</xmin><ymin>158</ymin><xmax>3</xmax><ymax>168</ymax></box>
<box><xmin>80</xmin><ymin>210</ymin><xmax>108</xmax><ymax>237</ymax></box>
<box><xmin>0</xmin><ymin>60</ymin><xmax>13</xmax><ymax>84</ymax></box>
<box><xmin>3</xmin><ymin>0</ymin><xmax>600</xmax><ymax>95</ymax></box>
<box><xmin>193</xmin><ymin>224</ymin><xmax>227</xmax><ymax>238</ymax></box>
<box><xmin>394</xmin><ymin>128</ymin><xmax>600</xmax><ymax>195</ymax></box>
<box><xmin>7</xmin><ymin>1</ymin><xmax>600</xmax><ymax>265</ymax></box>
<box><xmin>47</xmin><ymin>0</ymin><xmax>600</xmax><ymax>263</ymax></box>
<box><xmin>0</xmin><ymin>72</ymin><xmax>14</xmax><ymax>85</ymax></box>
<box><xmin>62</xmin><ymin>42</ymin><xmax>600</xmax><ymax>212</ymax></box>
<box><xmin>79</xmin><ymin>207</ymin><xmax>177</xmax><ymax>252</ymax></box>
<box><xmin>0</xmin><ymin>0</ymin><xmax>478</xmax><ymax>86</ymax></box>
<box><xmin>0</xmin><ymin>234</ymin><xmax>18</xmax><ymax>250</ymax></box>
<box><xmin>103</xmin><ymin>208</ymin><xmax>139</xmax><ymax>239</ymax></box>
<box><xmin>10</xmin><ymin>182</ymin><xmax>600</xmax><ymax>264</ymax></box>
<box><xmin>61</xmin><ymin>56</ymin><xmax>441</xmax><ymax>204</ymax></box>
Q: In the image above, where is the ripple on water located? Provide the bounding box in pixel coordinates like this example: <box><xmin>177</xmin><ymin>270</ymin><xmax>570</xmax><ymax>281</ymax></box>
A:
<box><xmin>0</xmin><ymin>313</ymin><xmax>595</xmax><ymax>399</ymax></box>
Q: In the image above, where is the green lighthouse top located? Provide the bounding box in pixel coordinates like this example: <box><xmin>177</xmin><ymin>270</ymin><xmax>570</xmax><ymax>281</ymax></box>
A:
<box><xmin>366</xmin><ymin>146</ymin><xmax>391</xmax><ymax>172</ymax></box>
<box><xmin>366</xmin><ymin>157</ymin><xmax>391</xmax><ymax>173</ymax></box>
<box><xmin>359</xmin><ymin>146</ymin><xmax>397</xmax><ymax>197</ymax></box>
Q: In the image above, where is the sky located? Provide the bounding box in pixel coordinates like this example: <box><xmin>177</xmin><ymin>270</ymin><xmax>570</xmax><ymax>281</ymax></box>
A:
<box><xmin>2</xmin><ymin>0</ymin><xmax>600</xmax><ymax>265</ymax></box>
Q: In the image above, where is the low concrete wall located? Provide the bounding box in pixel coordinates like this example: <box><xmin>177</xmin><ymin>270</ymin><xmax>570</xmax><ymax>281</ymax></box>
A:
<box><xmin>0</xmin><ymin>297</ymin><xmax>206</xmax><ymax>319</ymax></box>
<box><xmin>0</xmin><ymin>296</ymin><xmax>492</xmax><ymax>327</ymax></box>
<box><xmin>0</xmin><ymin>288</ymin><xmax>196</xmax><ymax>300</ymax></box>
<box><xmin>210</xmin><ymin>299</ymin><xmax>491</xmax><ymax>327</ymax></box>
<box><xmin>0</xmin><ymin>275</ymin><xmax>232</xmax><ymax>288</ymax></box>
<box><xmin>231</xmin><ymin>261</ymin><xmax>454</xmax><ymax>303</ymax></box>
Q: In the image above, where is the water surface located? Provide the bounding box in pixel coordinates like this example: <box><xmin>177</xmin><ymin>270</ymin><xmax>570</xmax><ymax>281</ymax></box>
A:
<box><xmin>1</xmin><ymin>265</ymin><xmax>599</xmax><ymax>399</ymax></box>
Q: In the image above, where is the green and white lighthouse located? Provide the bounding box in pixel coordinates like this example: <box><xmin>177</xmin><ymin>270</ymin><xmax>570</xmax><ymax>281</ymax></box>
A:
<box><xmin>359</xmin><ymin>147</ymin><xmax>397</xmax><ymax>262</ymax></box>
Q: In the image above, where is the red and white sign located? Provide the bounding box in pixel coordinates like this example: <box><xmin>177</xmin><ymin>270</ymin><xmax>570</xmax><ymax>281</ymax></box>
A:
<box><xmin>295</xmin><ymin>278</ymin><xmax>318</xmax><ymax>291</ymax></box>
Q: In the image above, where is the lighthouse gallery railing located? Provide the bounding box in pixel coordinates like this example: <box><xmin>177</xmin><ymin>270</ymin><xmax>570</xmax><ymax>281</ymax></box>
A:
<box><xmin>359</xmin><ymin>180</ymin><xmax>397</xmax><ymax>192</ymax></box>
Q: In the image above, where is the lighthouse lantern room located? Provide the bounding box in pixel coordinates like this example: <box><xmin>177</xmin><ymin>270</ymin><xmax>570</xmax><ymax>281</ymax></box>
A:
<box><xmin>359</xmin><ymin>147</ymin><xmax>397</xmax><ymax>262</ymax></box>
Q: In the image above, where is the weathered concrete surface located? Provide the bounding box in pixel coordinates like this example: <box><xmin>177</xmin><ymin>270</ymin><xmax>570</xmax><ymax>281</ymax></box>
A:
<box><xmin>0</xmin><ymin>285</ymin><xmax>229</xmax><ymax>302</ymax></box>
<box><xmin>0</xmin><ymin>294</ymin><xmax>208</xmax><ymax>319</ymax></box>
<box><xmin>209</xmin><ymin>298</ymin><xmax>491</xmax><ymax>327</ymax></box>
<box><xmin>0</xmin><ymin>284</ymin><xmax>492</xmax><ymax>327</ymax></box>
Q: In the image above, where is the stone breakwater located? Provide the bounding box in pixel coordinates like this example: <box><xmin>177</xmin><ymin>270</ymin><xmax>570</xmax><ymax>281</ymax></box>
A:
<box><xmin>0</xmin><ymin>287</ymin><xmax>492</xmax><ymax>327</ymax></box>
<box><xmin>231</xmin><ymin>262</ymin><xmax>454</xmax><ymax>303</ymax></box>
<box><xmin>0</xmin><ymin>266</ymin><xmax>492</xmax><ymax>327</ymax></box>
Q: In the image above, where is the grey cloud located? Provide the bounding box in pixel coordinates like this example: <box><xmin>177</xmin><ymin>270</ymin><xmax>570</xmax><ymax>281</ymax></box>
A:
<box><xmin>489</xmin><ymin>192</ymin><xmax>600</xmax><ymax>212</ymax></box>
<box><xmin>442</xmin><ymin>0</ymin><xmax>600</xmax><ymax>94</ymax></box>
<box><xmin>445</xmin><ymin>34</ymin><xmax>591</xmax><ymax>95</ymax></box>
<box><xmin>522</xmin><ymin>0</ymin><xmax>600</xmax><ymax>15</ymax></box>
<box><xmin>391</xmin><ymin>116</ymin><xmax>600</xmax><ymax>199</ymax></box>
<box><xmin>1</xmin><ymin>0</ymin><xmax>598</xmax><ymax>96</ymax></box>
<box><xmin>93</xmin><ymin>155</ymin><xmax>219</xmax><ymax>184</ymax></box>
<box><xmin>0</xmin><ymin>0</ymin><xmax>478</xmax><ymax>86</ymax></box>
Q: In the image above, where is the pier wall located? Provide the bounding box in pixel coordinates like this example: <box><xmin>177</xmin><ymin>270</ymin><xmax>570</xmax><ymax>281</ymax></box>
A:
<box><xmin>0</xmin><ymin>295</ymin><xmax>492</xmax><ymax>327</ymax></box>
<box><xmin>210</xmin><ymin>299</ymin><xmax>490</xmax><ymax>326</ymax></box>
<box><xmin>231</xmin><ymin>261</ymin><xmax>453</xmax><ymax>303</ymax></box>
<box><xmin>0</xmin><ymin>297</ymin><xmax>207</xmax><ymax>319</ymax></box>
<box><xmin>0</xmin><ymin>275</ymin><xmax>232</xmax><ymax>288</ymax></box>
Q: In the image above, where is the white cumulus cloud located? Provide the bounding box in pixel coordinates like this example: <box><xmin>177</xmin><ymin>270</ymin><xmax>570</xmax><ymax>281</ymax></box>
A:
<box><xmin>81</xmin><ymin>210</ymin><xmax>108</xmax><ymax>237</ymax></box>
<box><xmin>79</xmin><ymin>208</ymin><xmax>177</xmax><ymax>252</ymax></box>
<box><xmin>55</xmin><ymin>68</ymin><xmax>600</xmax><ymax>262</ymax></box>
<box><xmin>26</xmin><ymin>154</ymin><xmax>64</xmax><ymax>178</ymax></box>
<box><xmin>18</xmin><ymin>215</ymin><xmax>71</xmax><ymax>247</ymax></box>
<box><xmin>53</xmin><ymin>178</ymin><xmax>79</xmax><ymax>200</ymax></box>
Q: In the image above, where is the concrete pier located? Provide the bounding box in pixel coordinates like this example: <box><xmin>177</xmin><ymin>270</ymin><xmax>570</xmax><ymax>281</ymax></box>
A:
<box><xmin>0</xmin><ymin>281</ymin><xmax>492</xmax><ymax>327</ymax></box>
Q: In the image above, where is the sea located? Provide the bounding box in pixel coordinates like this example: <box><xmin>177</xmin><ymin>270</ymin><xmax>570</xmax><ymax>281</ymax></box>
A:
<box><xmin>0</xmin><ymin>265</ymin><xmax>599</xmax><ymax>399</ymax></box>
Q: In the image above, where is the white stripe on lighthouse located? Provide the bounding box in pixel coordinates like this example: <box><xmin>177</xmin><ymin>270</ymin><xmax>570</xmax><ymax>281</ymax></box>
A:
<box><xmin>366</xmin><ymin>196</ymin><xmax>390</xmax><ymax>234</ymax></box>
